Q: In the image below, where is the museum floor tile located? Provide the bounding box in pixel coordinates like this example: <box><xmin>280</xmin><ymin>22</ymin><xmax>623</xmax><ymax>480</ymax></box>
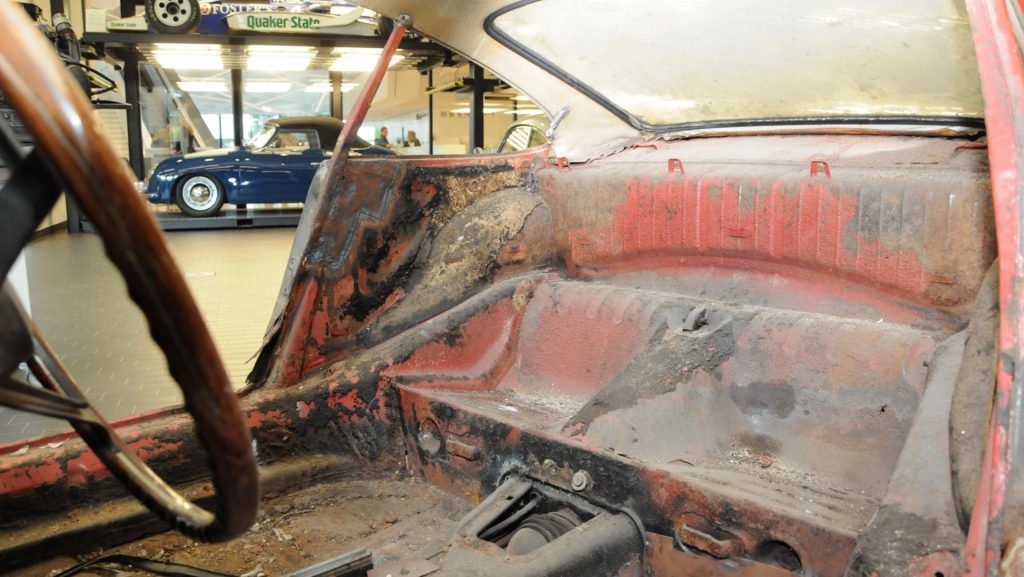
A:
<box><xmin>0</xmin><ymin>227</ymin><xmax>295</xmax><ymax>445</ymax></box>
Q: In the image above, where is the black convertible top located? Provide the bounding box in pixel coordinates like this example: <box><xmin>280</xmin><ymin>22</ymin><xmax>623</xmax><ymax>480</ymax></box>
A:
<box><xmin>269</xmin><ymin>116</ymin><xmax>343</xmax><ymax>149</ymax></box>
<box><xmin>268</xmin><ymin>116</ymin><xmax>377</xmax><ymax>151</ymax></box>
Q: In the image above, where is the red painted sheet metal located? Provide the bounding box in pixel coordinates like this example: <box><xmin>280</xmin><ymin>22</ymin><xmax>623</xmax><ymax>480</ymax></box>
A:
<box><xmin>549</xmin><ymin>166</ymin><xmax>990</xmax><ymax>313</ymax></box>
<box><xmin>267</xmin><ymin>150</ymin><xmax>548</xmax><ymax>388</ymax></box>
<box><xmin>383</xmin><ymin>297</ymin><xmax>522</xmax><ymax>390</ymax></box>
<box><xmin>0</xmin><ymin>374</ymin><xmax>387</xmax><ymax>500</ymax></box>
<box><xmin>497</xmin><ymin>282</ymin><xmax>661</xmax><ymax>398</ymax></box>
<box><xmin>540</xmin><ymin>137</ymin><xmax>995</xmax><ymax>317</ymax></box>
<box><xmin>276</xmin><ymin>278</ymin><xmax>323</xmax><ymax>387</ymax></box>
<box><xmin>963</xmin><ymin>0</ymin><xmax>1024</xmax><ymax>573</ymax></box>
<box><xmin>0</xmin><ymin>404</ymin><xmax>184</xmax><ymax>456</ymax></box>
<box><xmin>0</xmin><ymin>437</ymin><xmax>184</xmax><ymax>494</ymax></box>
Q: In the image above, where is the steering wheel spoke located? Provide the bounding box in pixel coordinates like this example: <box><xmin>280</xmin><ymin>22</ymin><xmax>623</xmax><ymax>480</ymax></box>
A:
<box><xmin>0</xmin><ymin>373</ymin><xmax>97</xmax><ymax>424</ymax></box>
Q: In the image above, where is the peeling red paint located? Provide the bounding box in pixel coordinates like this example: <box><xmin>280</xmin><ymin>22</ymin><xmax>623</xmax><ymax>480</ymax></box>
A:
<box><xmin>342</xmin><ymin>286</ymin><xmax>406</xmax><ymax>337</ymax></box>
<box><xmin>325</xmin><ymin>388</ymin><xmax>375</xmax><ymax>424</ymax></box>
<box><xmin>498</xmin><ymin>283</ymin><xmax>656</xmax><ymax>398</ymax></box>
<box><xmin>327</xmin><ymin>388</ymin><xmax>360</xmax><ymax>412</ymax></box>
<box><xmin>65</xmin><ymin>451</ymin><xmax>111</xmax><ymax>486</ymax></box>
<box><xmin>564</xmin><ymin>175</ymin><xmax>968</xmax><ymax>307</ymax></box>
<box><xmin>258</xmin><ymin>149</ymin><xmax>548</xmax><ymax>389</ymax></box>
<box><xmin>277</xmin><ymin>279</ymin><xmax>321</xmax><ymax>387</ymax></box>
<box><xmin>132</xmin><ymin>438</ymin><xmax>185</xmax><ymax>462</ymax></box>
<box><xmin>245</xmin><ymin>409</ymin><xmax>289</xmax><ymax>430</ymax></box>
<box><xmin>64</xmin><ymin>439</ymin><xmax>185</xmax><ymax>487</ymax></box>
<box><xmin>326</xmin><ymin>276</ymin><xmax>356</xmax><ymax>338</ymax></box>
<box><xmin>0</xmin><ymin>408</ymin><xmax>181</xmax><ymax>457</ymax></box>
<box><xmin>0</xmin><ymin>461</ymin><xmax>63</xmax><ymax>494</ymax></box>
<box><xmin>297</xmin><ymin>400</ymin><xmax>316</xmax><ymax>419</ymax></box>
<box><xmin>384</xmin><ymin>298</ymin><xmax>520</xmax><ymax>390</ymax></box>
<box><xmin>410</xmin><ymin>180</ymin><xmax>438</xmax><ymax>206</ymax></box>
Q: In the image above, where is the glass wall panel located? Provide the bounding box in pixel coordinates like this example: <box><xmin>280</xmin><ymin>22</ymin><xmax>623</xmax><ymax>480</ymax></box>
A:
<box><xmin>242</xmin><ymin>68</ymin><xmax>332</xmax><ymax>142</ymax></box>
<box><xmin>140</xmin><ymin>62</ymin><xmax>230</xmax><ymax>172</ymax></box>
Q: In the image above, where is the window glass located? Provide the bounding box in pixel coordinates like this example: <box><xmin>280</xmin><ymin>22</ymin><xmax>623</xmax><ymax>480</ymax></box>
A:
<box><xmin>500</xmin><ymin>125</ymin><xmax>532</xmax><ymax>153</ymax></box>
<box><xmin>242</xmin><ymin>69</ymin><xmax>333</xmax><ymax>142</ymax></box>
<box><xmin>247</xmin><ymin>124</ymin><xmax>276</xmax><ymax>149</ymax></box>
<box><xmin>492</xmin><ymin>0</ymin><xmax>983</xmax><ymax>127</ymax></box>
<box><xmin>528</xmin><ymin>127</ymin><xmax>546</xmax><ymax>148</ymax></box>
<box><xmin>140</xmin><ymin>65</ymin><xmax>232</xmax><ymax>171</ymax></box>
<box><xmin>271</xmin><ymin>130</ymin><xmax>315</xmax><ymax>151</ymax></box>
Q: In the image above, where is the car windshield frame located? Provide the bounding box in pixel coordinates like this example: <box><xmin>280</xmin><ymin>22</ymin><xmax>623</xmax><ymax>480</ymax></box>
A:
<box><xmin>484</xmin><ymin>0</ymin><xmax>987</xmax><ymax>134</ymax></box>
<box><xmin>246</xmin><ymin>123</ymin><xmax>278</xmax><ymax>149</ymax></box>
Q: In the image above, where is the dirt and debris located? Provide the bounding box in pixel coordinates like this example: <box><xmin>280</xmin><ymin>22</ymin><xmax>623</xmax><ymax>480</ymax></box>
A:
<box><xmin>11</xmin><ymin>477</ymin><xmax>472</xmax><ymax>577</ymax></box>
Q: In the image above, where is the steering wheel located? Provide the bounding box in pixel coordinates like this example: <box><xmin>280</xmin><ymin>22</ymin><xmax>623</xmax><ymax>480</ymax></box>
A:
<box><xmin>0</xmin><ymin>2</ymin><xmax>258</xmax><ymax>542</ymax></box>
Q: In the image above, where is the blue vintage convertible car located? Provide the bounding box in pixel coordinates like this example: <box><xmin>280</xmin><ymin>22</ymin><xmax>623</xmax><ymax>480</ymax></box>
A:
<box><xmin>144</xmin><ymin>116</ymin><xmax>393</xmax><ymax>216</ymax></box>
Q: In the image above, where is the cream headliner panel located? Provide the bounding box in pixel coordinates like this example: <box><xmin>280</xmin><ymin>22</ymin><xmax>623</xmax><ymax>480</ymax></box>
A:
<box><xmin>356</xmin><ymin>0</ymin><xmax>643</xmax><ymax>161</ymax></box>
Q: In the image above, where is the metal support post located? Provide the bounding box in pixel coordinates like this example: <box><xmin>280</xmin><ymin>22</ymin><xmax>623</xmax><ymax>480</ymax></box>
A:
<box><xmin>428</xmin><ymin>69</ymin><xmax>433</xmax><ymax>154</ymax></box>
<box><xmin>231</xmin><ymin>68</ymin><xmax>244</xmax><ymax>147</ymax></box>
<box><xmin>329</xmin><ymin>71</ymin><xmax>343</xmax><ymax>120</ymax></box>
<box><xmin>124</xmin><ymin>49</ymin><xmax>144</xmax><ymax>180</ymax></box>
<box><xmin>469</xmin><ymin>64</ymin><xmax>484</xmax><ymax>151</ymax></box>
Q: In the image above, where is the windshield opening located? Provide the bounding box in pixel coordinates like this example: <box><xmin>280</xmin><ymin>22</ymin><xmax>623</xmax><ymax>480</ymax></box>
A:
<box><xmin>487</xmin><ymin>0</ymin><xmax>984</xmax><ymax>131</ymax></box>
<box><xmin>246</xmin><ymin>124</ymin><xmax>277</xmax><ymax>149</ymax></box>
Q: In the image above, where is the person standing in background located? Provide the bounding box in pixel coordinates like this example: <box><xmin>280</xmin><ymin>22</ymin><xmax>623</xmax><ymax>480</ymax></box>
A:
<box><xmin>406</xmin><ymin>130</ymin><xmax>421</xmax><ymax>147</ymax></box>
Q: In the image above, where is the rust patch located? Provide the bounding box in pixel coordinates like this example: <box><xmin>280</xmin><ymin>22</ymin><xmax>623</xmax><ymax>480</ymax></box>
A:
<box><xmin>729</xmin><ymin>381</ymin><xmax>797</xmax><ymax>419</ymax></box>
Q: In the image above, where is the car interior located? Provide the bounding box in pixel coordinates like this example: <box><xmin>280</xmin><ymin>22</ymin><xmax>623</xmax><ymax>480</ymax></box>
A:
<box><xmin>0</xmin><ymin>1</ymin><xmax>1019</xmax><ymax>577</ymax></box>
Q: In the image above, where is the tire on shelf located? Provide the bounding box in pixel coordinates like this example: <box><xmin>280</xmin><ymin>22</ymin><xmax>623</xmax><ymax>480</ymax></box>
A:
<box><xmin>144</xmin><ymin>0</ymin><xmax>201</xmax><ymax>34</ymax></box>
<box><xmin>175</xmin><ymin>174</ymin><xmax>225</xmax><ymax>217</ymax></box>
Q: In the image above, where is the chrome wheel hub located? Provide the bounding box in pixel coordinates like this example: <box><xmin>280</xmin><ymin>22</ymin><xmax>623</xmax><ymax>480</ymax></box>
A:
<box><xmin>181</xmin><ymin>176</ymin><xmax>218</xmax><ymax>212</ymax></box>
<box><xmin>154</xmin><ymin>0</ymin><xmax>191</xmax><ymax>25</ymax></box>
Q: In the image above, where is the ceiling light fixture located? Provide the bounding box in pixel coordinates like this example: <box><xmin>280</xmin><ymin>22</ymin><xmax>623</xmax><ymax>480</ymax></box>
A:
<box><xmin>154</xmin><ymin>43</ymin><xmax>220</xmax><ymax>53</ymax></box>
<box><xmin>154</xmin><ymin>55</ymin><xmax>224</xmax><ymax>70</ymax></box>
<box><xmin>247</xmin><ymin>45</ymin><xmax>313</xmax><ymax>53</ymax></box>
<box><xmin>246</xmin><ymin>56</ymin><xmax>312</xmax><ymax>72</ymax></box>
<box><xmin>329</xmin><ymin>52</ymin><xmax>404</xmax><ymax>72</ymax></box>
<box><xmin>153</xmin><ymin>44</ymin><xmax>224</xmax><ymax>70</ymax></box>
<box><xmin>245</xmin><ymin>45</ymin><xmax>314</xmax><ymax>71</ymax></box>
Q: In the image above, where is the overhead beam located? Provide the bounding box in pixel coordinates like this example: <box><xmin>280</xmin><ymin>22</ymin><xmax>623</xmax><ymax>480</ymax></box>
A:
<box><xmin>83</xmin><ymin>32</ymin><xmax>446</xmax><ymax>52</ymax></box>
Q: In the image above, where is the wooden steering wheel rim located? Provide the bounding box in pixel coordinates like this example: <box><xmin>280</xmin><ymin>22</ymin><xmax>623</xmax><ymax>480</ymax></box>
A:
<box><xmin>0</xmin><ymin>1</ymin><xmax>259</xmax><ymax>541</ymax></box>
